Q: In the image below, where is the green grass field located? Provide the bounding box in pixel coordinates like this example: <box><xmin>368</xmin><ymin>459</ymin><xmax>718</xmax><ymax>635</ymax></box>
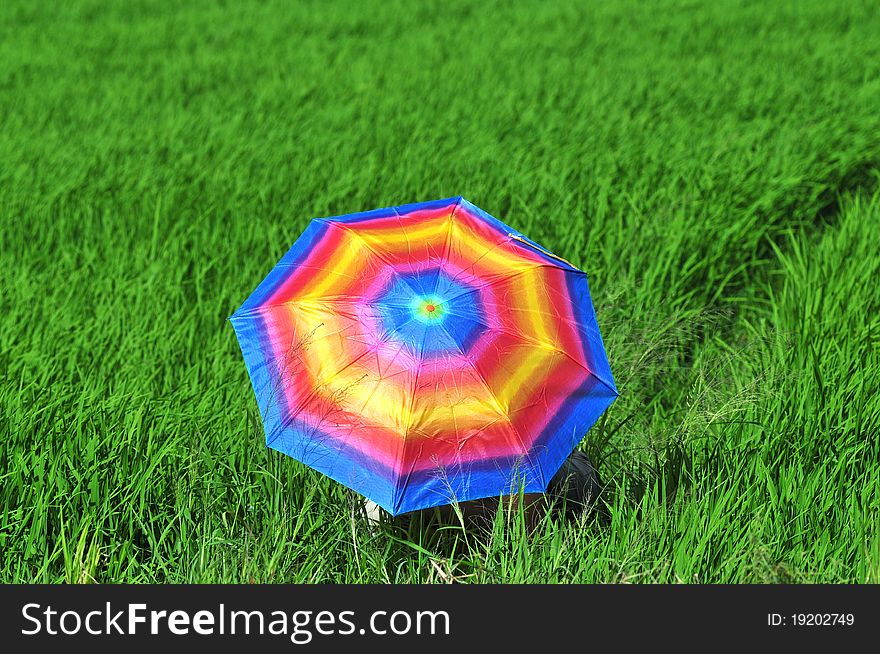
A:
<box><xmin>2</xmin><ymin>0</ymin><xmax>879</xmax><ymax>583</ymax></box>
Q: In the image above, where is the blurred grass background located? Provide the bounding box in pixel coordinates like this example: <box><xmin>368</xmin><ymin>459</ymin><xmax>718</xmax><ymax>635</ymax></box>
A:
<box><xmin>1</xmin><ymin>0</ymin><xmax>878</xmax><ymax>582</ymax></box>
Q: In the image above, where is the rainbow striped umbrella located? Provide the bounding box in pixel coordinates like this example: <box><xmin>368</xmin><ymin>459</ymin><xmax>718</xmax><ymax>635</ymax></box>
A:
<box><xmin>230</xmin><ymin>197</ymin><xmax>617</xmax><ymax>515</ymax></box>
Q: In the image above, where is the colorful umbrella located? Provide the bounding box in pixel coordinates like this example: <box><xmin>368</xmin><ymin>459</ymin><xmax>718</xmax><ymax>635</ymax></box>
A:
<box><xmin>230</xmin><ymin>197</ymin><xmax>617</xmax><ymax>515</ymax></box>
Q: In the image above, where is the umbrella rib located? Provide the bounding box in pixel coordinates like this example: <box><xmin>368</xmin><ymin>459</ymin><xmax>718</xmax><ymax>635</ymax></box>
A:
<box><xmin>430</xmin><ymin>197</ymin><xmax>462</xmax><ymax>296</ymax></box>
<box><xmin>317</xmin><ymin>218</ymin><xmax>426</xmax><ymax>299</ymax></box>
<box><xmin>434</xmin><ymin>322</ymin><xmax>541</xmax><ymax>490</ymax></box>
<box><xmin>442</xmin><ymin>263</ymin><xmax>587</xmax><ymax>305</ymax></box>
<box><xmin>394</xmin><ymin>324</ymin><xmax>430</xmax><ymax>513</ymax></box>
<box><xmin>390</xmin><ymin>206</ymin><xmax>415</xmax><ymax>273</ymax></box>
<box><xmin>442</xmin><ymin>301</ymin><xmax>615</xmax><ymax>397</ymax></box>
<box><xmin>493</xmin><ymin>322</ymin><xmax>616</xmax><ymax>396</ymax></box>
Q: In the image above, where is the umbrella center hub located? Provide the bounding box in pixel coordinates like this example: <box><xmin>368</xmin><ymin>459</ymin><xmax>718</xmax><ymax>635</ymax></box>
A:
<box><xmin>415</xmin><ymin>296</ymin><xmax>444</xmax><ymax>320</ymax></box>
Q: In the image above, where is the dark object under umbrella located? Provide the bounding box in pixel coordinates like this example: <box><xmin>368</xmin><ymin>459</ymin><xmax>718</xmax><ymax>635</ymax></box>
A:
<box><xmin>546</xmin><ymin>450</ymin><xmax>604</xmax><ymax>520</ymax></box>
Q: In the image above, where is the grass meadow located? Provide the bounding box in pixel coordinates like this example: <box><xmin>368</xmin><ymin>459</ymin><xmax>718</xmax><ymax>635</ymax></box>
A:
<box><xmin>2</xmin><ymin>0</ymin><xmax>879</xmax><ymax>583</ymax></box>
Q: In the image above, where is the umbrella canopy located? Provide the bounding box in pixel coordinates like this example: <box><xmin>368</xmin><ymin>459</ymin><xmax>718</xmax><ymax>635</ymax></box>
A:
<box><xmin>230</xmin><ymin>197</ymin><xmax>617</xmax><ymax>515</ymax></box>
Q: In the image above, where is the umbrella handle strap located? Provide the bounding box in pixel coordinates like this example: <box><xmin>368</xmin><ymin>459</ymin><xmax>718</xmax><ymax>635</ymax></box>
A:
<box><xmin>508</xmin><ymin>234</ymin><xmax>579</xmax><ymax>270</ymax></box>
